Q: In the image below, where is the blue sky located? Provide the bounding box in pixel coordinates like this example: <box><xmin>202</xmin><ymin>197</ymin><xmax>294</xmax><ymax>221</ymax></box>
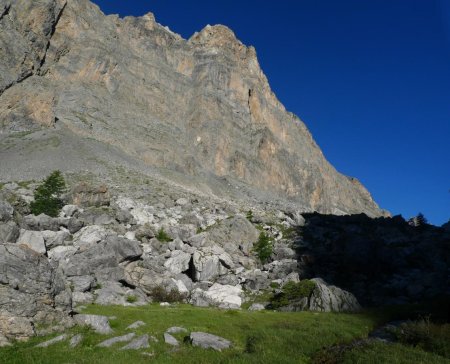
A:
<box><xmin>91</xmin><ymin>0</ymin><xmax>450</xmax><ymax>225</ymax></box>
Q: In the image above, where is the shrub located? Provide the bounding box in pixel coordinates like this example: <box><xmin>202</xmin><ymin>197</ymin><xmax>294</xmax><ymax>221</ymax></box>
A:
<box><xmin>271</xmin><ymin>280</ymin><xmax>316</xmax><ymax>309</ymax></box>
<box><xmin>396</xmin><ymin>318</ymin><xmax>450</xmax><ymax>358</ymax></box>
<box><xmin>254</xmin><ymin>232</ymin><xmax>273</xmax><ymax>263</ymax></box>
<box><xmin>30</xmin><ymin>170</ymin><xmax>66</xmax><ymax>217</ymax></box>
<box><xmin>156</xmin><ymin>227</ymin><xmax>172</xmax><ymax>242</ymax></box>
<box><xmin>126</xmin><ymin>295</ymin><xmax>138</xmax><ymax>303</ymax></box>
<box><xmin>150</xmin><ymin>285</ymin><xmax>187</xmax><ymax>303</ymax></box>
<box><xmin>246</xmin><ymin>210</ymin><xmax>253</xmax><ymax>221</ymax></box>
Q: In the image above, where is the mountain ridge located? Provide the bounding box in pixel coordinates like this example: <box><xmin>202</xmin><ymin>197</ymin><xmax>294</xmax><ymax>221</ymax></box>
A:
<box><xmin>0</xmin><ymin>0</ymin><xmax>388</xmax><ymax>217</ymax></box>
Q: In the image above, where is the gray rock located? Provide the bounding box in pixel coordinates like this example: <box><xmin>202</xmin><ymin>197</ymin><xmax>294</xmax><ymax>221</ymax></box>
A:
<box><xmin>126</xmin><ymin>321</ymin><xmax>146</xmax><ymax>330</ymax></box>
<box><xmin>190</xmin><ymin>283</ymin><xmax>242</xmax><ymax>309</ymax></box>
<box><xmin>72</xmin><ymin>291</ymin><xmax>95</xmax><ymax>305</ymax></box>
<box><xmin>190</xmin><ymin>332</ymin><xmax>231</xmax><ymax>351</ymax></box>
<box><xmin>164</xmin><ymin>333</ymin><xmax>179</xmax><ymax>346</ymax></box>
<box><xmin>16</xmin><ymin>229</ymin><xmax>46</xmax><ymax>254</ymax></box>
<box><xmin>164</xmin><ymin>250</ymin><xmax>191</xmax><ymax>275</ymax></box>
<box><xmin>121</xmin><ymin>334</ymin><xmax>150</xmax><ymax>350</ymax></box>
<box><xmin>72</xmin><ymin>225</ymin><xmax>108</xmax><ymax>250</ymax></box>
<box><xmin>166</xmin><ymin>326</ymin><xmax>188</xmax><ymax>334</ymax></box>
<box><xmin>41</xmin><ymin>230</ymin><xmax>70</xmax><ymax>249</ymax></box>
<box><xmin>68</xmin><ymin>275</ymin><xmax>95</xmax><ymax>292</ymax></box>
<box><xmin>308</xmin><ymin>278</ymin><xmax>361</xmax><ymax>313</ymax></box>
<box><xmin>35</xmin><ymin>334</ymin><xmax>68</xmax><ymax>348</ymax></box>
<box><xmin>61</xmin><ymin>205</ymin><xmax>78</xmax><ymax>218</ymax></box>
<box><xmin>74</xmin><ymin>314</ymin><xmax>113</xmax><ymax>334</ymax></box>
<box><xmin>0</xmin><ymin>201</ymin><xmax>13</xmax><ymax>222</ymax></box>
<box><xmin>59</xmin><ymin>217</ymin><xmax>84</xmax><ymax>234</ymax></box>
<box><xmin>47</xmin><ymin>245</ymin><xmax>77</xmax><ymax>261</ymax></box>
<box><xmin>97</xmin><ymin>333</ymin><xmax>135</xmax><ymax>347</ymax></box>
<box><xmin>0</xmin><ymin>333</ymin><xmax>11</xmax><ymax>347</ymax></box>
<box><xmin>0</xmin><ymin>243</ymin><xmax>71</xmax><ymax>341</ymax></box>
<box><xmin>23</xmin><ymin>214</ymin><xmax>60</xmax><ymax>232</ymax></box>
<box><xmin>248</xmin><ymin>303</ymin><xmax>265</xmax><ymax>311</ymax></box>
<box><xmin>63</xmin><ymin>236</ymin><xmax>142</xmax><ymax>277</ymax></box>
<box><xmin>69</xmin><ymin>334</ymin><xmax>83</xmax><ymax>348</ymax></box>
<box><xmin>0</xmin><ymin>221</ymin><xmax>20</xmax><ymax>244</ymax></box>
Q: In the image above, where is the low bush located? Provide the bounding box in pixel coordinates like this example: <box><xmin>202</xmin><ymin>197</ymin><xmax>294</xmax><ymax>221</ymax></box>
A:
<box><xmin>156</xmin><ymin>227</ymin><xmax>172</xmax><ymax>242</ymax></box>
<box><xmin>150</xmin><ymin>285</ymin><xmax>187</xmax><ymax>303</ymax></box>
<box><xmin>395</xmin><ymin>318</ymin><xmax>450</xmax><ymax>359</ymax></box>
<box><xmin>271</xmin><ymin>280</ymin><xmax>316</xmax><ymax>309</ymax></box>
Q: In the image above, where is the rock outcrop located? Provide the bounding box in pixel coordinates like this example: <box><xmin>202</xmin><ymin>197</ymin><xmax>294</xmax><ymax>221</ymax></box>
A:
<box><xmin>0</xmin><ymin>0</ymin><xmax>387</xmax><ymax>217</ymax></box>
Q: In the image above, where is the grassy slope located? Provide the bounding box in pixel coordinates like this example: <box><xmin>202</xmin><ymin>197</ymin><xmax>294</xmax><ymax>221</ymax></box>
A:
<box><xmin>0</xmin><ymin>304</ymin><xmax>447</xmax><ymax>364</ymax></box>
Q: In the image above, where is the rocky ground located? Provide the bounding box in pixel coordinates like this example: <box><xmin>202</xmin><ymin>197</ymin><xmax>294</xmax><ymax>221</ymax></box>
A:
<box><xmin>0</xmin><ymin>174</ymin><xmax>448</xmax><ymax>346</ymax></box>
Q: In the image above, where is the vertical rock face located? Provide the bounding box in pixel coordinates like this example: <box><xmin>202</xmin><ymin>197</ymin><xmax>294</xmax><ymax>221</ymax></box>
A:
<box><xmin>0</xmin><ymin>0</ymin><xmax>386</xmax><ymax>216</ymax></box>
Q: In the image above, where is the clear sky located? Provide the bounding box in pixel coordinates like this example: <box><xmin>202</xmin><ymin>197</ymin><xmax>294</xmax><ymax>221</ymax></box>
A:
<box><xmin>91</xmin><ymin>0</ymin><xmax>450</xmax><ymax>226</ymax></box>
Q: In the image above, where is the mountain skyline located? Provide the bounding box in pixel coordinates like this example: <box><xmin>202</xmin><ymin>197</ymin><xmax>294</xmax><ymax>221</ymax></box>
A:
<box><xmin>91</xmin><ymin>0</ymin><xmax>450</xmax><ymax>225</ymax></box>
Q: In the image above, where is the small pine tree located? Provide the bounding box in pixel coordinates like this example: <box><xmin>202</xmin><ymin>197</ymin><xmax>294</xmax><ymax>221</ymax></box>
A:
<box><xmin>30</xmin><ymin>170</ymin><xmax>66</xmax><ymax>217</ymax></box>
<box><xmin>408</xmin><ymin>212</ymin><xmax>428</xmax><ymax>227</ymax></box>
<box><xmin>254</xmin><ymin>231</ymin><xmax>273</xmax><ymax>264</ymax></box>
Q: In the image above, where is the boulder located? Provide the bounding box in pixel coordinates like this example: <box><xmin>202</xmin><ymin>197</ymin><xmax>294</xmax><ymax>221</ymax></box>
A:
<box><xmin>248</xmin><ymin>303</ymin><xmax>265</xmax><ymax>311</ymax></box>
<box><xmin>126</xmin><ymin>321</ymin><xmax>146</xmax><ymax>330</ymax></box>
<box><xmin>208</xmin><ymin>216</ymin><xmax>259</xmax><ymax>247</ymax></box>
<box><xmin>97</xmin><ymin>333</ymin><xmax>135</xmax><ymax>347</ymax></box>
<box><xmin>23</xmin><ymin>214</ymin><xmax>60</xmax><ymax>231</ymax></box>
<box><xmin>35</xmin><ymin>334</ymin><xmax>68</xmax><ymax>348</ymax></box>
<box><xmin>190</xmin><ymin>283</ymin><xmax>242</xmax><ymax>309</ymax></box>
<box><xmin>164</xmin><ymin>250</ymin><xmax>191</xmax><ymax>275</ymax></box>
<box><xmin>47</xmin><ymin>246</ymin><xmax>77</xmax><ymax>261</ymax></box>
<box><xmin>67</xmin><ymin>275</ymin><xmax>95</xmax><ymax>292</ymax></box>
<box><xmin>61</xmin><ymin>205</ymin><xmax>78</xmax><ymax>218</ymax></box>
<box><xmin>0</xmin><ymin>316</ymin><xmax>34</xmax><ymax>342</ymax></box>
<box><xmin>0</xmin><ymin>221</ymin><xmax>19</xmax><ymax>244</ymax></box>
<box><xmin>41</xmin><ymin>230</ymin><xmax>70</xmax><ymax>249</ymax></box>
<box><xmin>166</xmin><ymin>326</ymin><xmax>188</xmax><ymax>334</ymax></box>
<box><xmin>16</xmin><ymin>229</ymin><xmax>46</xmax><ymax>254</ymax></box>
<box><xmin>63</xmin><ymin>236</ymin><xmax>142</xmax><ymax>277</ymax></box>
<box><xmin>70</xmin><ymin>334</ymin><xmax>83</xmax><ymax>348</ymax></box>
<box><xmin>72</xmin><ymin>225</ymin><xmax>108</xmax><ymax>250</ymax></box>
<box><xmin>164</xmin><ymin>333</ymin><xmax>179</xmax><ymax>346</ymax></box>
<box><xmin>121</xmin><ymin>335</ymin><xmax>150</xmax><ymax>350</ymax></box>
<box><xmin>0</xmin><ymin>201</ymin><xmax>13</xmax><ymax>222</ymax></box>
<box><xmin>308</xmin><ymin>278</ymin><xmax>361</xmax><ymax>312</ymax></box>
<box><xmin>74</xmin><ymin>314</ymin><xmax>113</xmax><ymax>334</ymax></box>
<box><xmin>72</xmin><ymin>183</ymin><xmax>110</xmax><ymax>207</ymax></box>
<box><xmin>0</xmin><ymin>244</ymin><xmax>71</xmax><ymax>340</ymax></box>
<box><xmin>190</xmin><ymin>332</ymin><xmax>231</xmax><ymax>351</ymax></box>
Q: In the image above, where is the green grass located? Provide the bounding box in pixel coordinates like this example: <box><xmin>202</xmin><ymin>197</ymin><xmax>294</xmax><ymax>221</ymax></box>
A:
<box><xmin>1</xmin><ymin>304</ymin><xmax>448</xmax><ymax>364</ymax></box>
<box><xmin>342</xmin><ymin>341</ymin><xmax>450</xmax><ymax>364</ymax></box>
<box><xmin>0</xmin><ymin>304</ymin><xmax>380</xmax><ymax>364</ymax></box>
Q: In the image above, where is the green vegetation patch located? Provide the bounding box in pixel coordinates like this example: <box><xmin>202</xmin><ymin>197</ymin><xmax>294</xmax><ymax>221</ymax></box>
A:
<box><xmin>30</xmin><ymin>170</ymin><xmax>66</xmax><ymax>217</ymax></box>
<box><xmin>271</xmin><ymin>280</ymin><xmax>316</xmax><ymax>309</ymax></box>
<box><xmin>0</xmin><ymin>304</ymin><xmax>383</xmax><ymax>364</ymax></box>
<box><xmin>156</xmin><ymin>227</ymin><xmax>172</xmax><ymax>243</ymax></box>
<box><xmin>253</xmin><ymin>231</ymin><xmax>273</xmax><ymax>263</ymax></box>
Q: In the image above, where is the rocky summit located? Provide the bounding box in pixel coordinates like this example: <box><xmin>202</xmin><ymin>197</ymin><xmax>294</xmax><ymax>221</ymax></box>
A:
<box><xmin>0</xmin><ymin>0</ymin><xmax>387</xmax><ymax>217</ymax></box>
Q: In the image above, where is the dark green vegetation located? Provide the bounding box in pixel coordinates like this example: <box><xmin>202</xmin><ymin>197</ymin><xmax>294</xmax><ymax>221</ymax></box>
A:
<box><xmin>30</xmin><ymin>170</ymin><xmax>66</xmax><ymax>217</ymax></box>
<box><xmin>156</xmin><ymin>227</ymin><xmax>172</xmax><ymax>243</ymax></box>
<box><xmin>1</xmin><ymin>304</ymin><xmax>448</xmax><ymax>364</ymax></box>
<box><xmin>253</xmin><ymin>231</ymin><xmax>273</xmax><ymax>263</ymax></box>
<box><xmin>270</xmin><ymin>280</ymin><xmax>316</xmax><ymax>309</ymax></box>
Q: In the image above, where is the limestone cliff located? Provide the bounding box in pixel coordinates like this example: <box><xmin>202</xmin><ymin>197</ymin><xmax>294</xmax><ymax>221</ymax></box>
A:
<box><xmin>0</xmin><ymin>0</ymin><xmax>387</xmax><ymax>217</ymax></box>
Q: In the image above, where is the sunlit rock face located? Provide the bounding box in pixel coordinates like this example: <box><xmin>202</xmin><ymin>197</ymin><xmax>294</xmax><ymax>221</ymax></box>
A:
<box><xmin>0</xmin><ymin>0</ymin><xmax>387</xmax><ymax>217</ymax></box>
